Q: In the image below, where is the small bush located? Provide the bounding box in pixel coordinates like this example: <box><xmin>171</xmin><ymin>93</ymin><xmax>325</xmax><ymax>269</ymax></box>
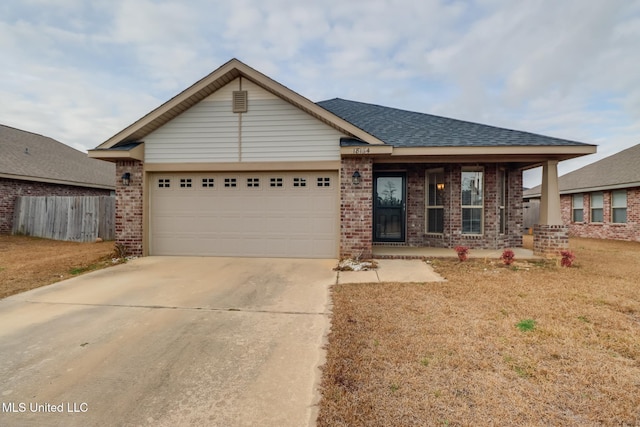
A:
<box><xmin>501</xmin><ymin>249</ymin><xmax>515</xmax><ymax>266</ymax></box>
<box><xmin>560</xmin><ymin>250</ymin><xmax>576</xmax><ymax>267</ymax></box>
<box><xmin>454</xmin><ymin>246</ymin><xmax>469</xmax><ymax>262</ymax></box>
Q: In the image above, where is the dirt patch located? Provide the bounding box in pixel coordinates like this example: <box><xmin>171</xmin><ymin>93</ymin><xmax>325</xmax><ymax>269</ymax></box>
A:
<box><xmin>318</xmin><ymin>237</ymin><xmax>640</xmax><ymax>426</ymax></box>
<box><xmin>0</xmin><ymin>235</ymin><xmax>118</xmax><ymax>299</ymax></box>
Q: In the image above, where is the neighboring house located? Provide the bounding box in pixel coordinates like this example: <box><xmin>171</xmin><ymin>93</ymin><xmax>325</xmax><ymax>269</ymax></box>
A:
<box><xmin>524</xmin><ymin>144</ymin><xmax>640</xmax><ymax>242</ymax></box>
<box><xmin>89</xmin><ymin>58</ymin><xmax>595</xmax><ymax>259</ymax></box>
<box><xmin>0</xmin><ymin>124</ymin><xmax>115</xmax><ymax>234</ymax></box>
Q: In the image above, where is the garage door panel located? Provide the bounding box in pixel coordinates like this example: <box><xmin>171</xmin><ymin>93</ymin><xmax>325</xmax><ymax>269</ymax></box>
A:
<box><xmin>150</xmin><ymin>171</ymin><xmax>338</xmax><ymax>258</ymax></box>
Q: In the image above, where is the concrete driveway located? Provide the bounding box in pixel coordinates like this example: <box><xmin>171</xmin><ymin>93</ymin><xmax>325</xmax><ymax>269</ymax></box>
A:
<box><xmin>0</xmin><ymin>257</ymin><xmax>336</xmax><ymax>427</ymax></box>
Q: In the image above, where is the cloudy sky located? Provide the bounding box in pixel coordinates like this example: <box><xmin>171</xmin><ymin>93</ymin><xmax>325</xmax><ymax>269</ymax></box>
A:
<box><xmin>1</xmin><ymin>0</ymin><xmax>639</xmax><ymax>187</ymax></box>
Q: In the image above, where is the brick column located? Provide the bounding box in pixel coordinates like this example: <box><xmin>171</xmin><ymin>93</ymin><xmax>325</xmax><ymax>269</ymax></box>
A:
<box><xmin>533</xmin><ymin>224</ymin><xmax>569</xmax><ymax>256</ymax></box>
<box><xmin>340</xmin><ymin>157</ymin><xmax>373</xmax><ymax>259</ymax></box>
<box><xmin>535</xmin><ymin>160</ymin><xmax>569</xmax><ymax>256</ymax></box>
<box><xmin>115</xmin><ymin>160</ymin><xmax>143</xmax><ymax>256</ymax></box>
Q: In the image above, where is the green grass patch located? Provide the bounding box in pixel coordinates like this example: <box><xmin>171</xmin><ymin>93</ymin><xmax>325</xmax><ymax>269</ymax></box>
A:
<box><xmin>516</xmin><ymin>319</ymin><xmax>536</xmax><ymax>332</ymax></box>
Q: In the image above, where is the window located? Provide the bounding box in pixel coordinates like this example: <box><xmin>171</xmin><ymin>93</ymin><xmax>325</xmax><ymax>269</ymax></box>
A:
<box><xmin>317</xmin><ymin>177</ymin><xmax>331</xmax><ymax>187</ymax></box>
<box><xmin>293</xmin><ymin>177</ymin><xmax>306</xmax><ymax>187</ymax></box>
<box><xmin>247</xmin><ymin>178</ymin><xmax>260</xmax><ymax>188</ymax></box>
<box><xmin>499</xmin><ymin>169</ymin><xmax>507</xmax><ymax>234</ymax></box>
<box><xmin>202</xmin><ymin>178</ymin><xmax>214</xmax><ymax>188</ymax></box>
<box><xmin>572</xmin><ymin>194</ymin><xmax>584</xmax><ymax>222</ymax></box>
<box><xmin>591</xmin><ymin>192</ymin><xmax>603</xmax><ymax>222</ymax></box>
<box><xmin>224</xmin><ymin>178</ymin><xmax>237</xmax><ymax>188</ymax></box>
<box><xmin>426</xmin><ymin>170</ymin><xmax>444</xmax><ymax>233</ymax></box>
<box><xmin>180</xmin><ymin>178</ymin><xmax>192</xmax><ymax>188</ymax></box>
<box><xmin>612</xmin><ymin>190</ymin><xmax>627</xmax><ymax>223</ymax></box>
<box><xmin>270</xmin><ymin>177</ymin><xmax>283</xmax><ymax>187</ymax></box>
<box><xmin>461</xmin><ymin>169</ymin><xmax>483</xmax><ymax>234</ymax></box>
<box><xmin>158</xmin><ymin>178</ymin><xmax>170</xmax><ymax>188</ymax></box>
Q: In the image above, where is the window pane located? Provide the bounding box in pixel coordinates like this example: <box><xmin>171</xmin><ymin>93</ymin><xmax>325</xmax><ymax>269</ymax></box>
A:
<box><xmin>591</xmin><ymin>208</ymin><xmax>603</xmax><ymax>223</ymax></box>
<box><xmin>573</xmin><ymin>209</ymin><xmax>583</xmax><ymax>222</ymax></box>
<box><xmin>462</xmin><ymin>208</ymin><xmax>482</xmax><ymax>234</ymax></box>
<box><xmin>591</xmin><ymin>192</ymin><xmax>603</xmax><ymax>208</ymax></box>
<box><xmin>612</xmin><ymin>190</ymin><xmax>627</xmax><ymax>207</ymax></box>
<box><xmin>572</xmin><ymin>194</ymin><xmax>583</xmax><ymax>209</ymax></box>
<box><xmin>462</xmin><ymin>171</ymin><xmax>483</xmax><ymax>206</ymax></box>
<box><xmin>427</xmin><ymin>172</ymin><xmax>445</xmax><ymax>206</ymax></box>
<box><xmin>613</xmin><ymin>208</ymin><xmax>627</xmax><ymax>223</ymax></box>
<box><xmin>427</xmin><ymin>208</ymin><xmax>444</xmax><ymax>233</ymax></box>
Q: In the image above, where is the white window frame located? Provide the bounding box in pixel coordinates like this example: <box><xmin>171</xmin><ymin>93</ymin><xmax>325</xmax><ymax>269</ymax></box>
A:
<box><xmin>611</xmin><ymin>190</ymin><xmax>627</xmax><ymax>223</ymax></box>
<box><xmin>572</xmin><ymin>193</ymin><xmax>584</xmax><ymax>222</ymax></box>
<box><xmin>461</xmin><ymin>167</ymin><xmax>484</xmax><ymax>235</ymax></box>
<box><xmin>591</xmin><ymin>192</ymin><xmax>603</xmax><ymax>223</ymax></box>
<box><xmin>499</xmin><ymin>168</ymin><xmax>507</xmax><ymax>234</ymax></box>
<box><xmin>425</xmin><ymin>169</ymin><xmax>445</xmax><ymax>234</ymax></box>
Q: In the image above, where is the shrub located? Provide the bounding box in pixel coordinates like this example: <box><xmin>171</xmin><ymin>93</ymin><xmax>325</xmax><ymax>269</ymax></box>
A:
<box><xmin>501</xmin><ymin>249</ymin><xmax>515</xmax><ymax>266</ymax></box>
<box><xmin>560</xmin><ymin>250</ymin><xmax>576</xmax><ymax>267</ymax></box>
<box><xmin>454</xmin><ymin>246</ymin><xmax>469</xmax><ymax>262</ymax></box>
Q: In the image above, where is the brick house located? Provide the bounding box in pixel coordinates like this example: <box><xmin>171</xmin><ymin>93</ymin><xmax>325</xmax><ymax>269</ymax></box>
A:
<box><xmin>0</xmin><ymin>124</ymin><xmax>115</xmax><ymax>235</ymax></box>
<box><xmin>524</xmin><ymin>144</ymin><xmax>640</xmax><ymax>242</ymax></box>
<box><xmin>89</xmin><ymin>59</ymin><xmax>595</xmax><ymax>258</ymax></box>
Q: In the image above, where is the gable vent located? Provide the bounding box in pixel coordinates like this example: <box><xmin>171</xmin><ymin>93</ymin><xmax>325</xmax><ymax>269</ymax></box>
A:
<box><xmin>232</xmin><ymin>90</ymin><xmax>248</xmax><ymax>113</ymax></box>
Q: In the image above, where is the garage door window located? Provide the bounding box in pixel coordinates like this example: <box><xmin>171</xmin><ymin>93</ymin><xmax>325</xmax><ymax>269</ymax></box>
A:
<box><xmin>270</xmin><ymin>178</ymin><xmax>283</xmax><ymax>187</ymax></box>
<box><xmin>180</xmin><ymin>178</ymin><xmax>192</xmax><ymax>188</ymax></box>
<box><xmin>202</xmin><ymin>178</ymin><xmax>214</xmax><ymax>188</ymax></box>
<box><xmin>224</xmin><ymin>178</ymin><xmax>237</xmax><ymax>188</ymax></box>
<box><xmin>317</xmin><ymin>177</ymin><xmax>331</xmax><ymax>187</ymax></box>
<box><xmin>293</xmin><ymin>177</ymin><xmax>307</xmax><ymax>187</ymax></box>
<box><xmin>247</xmin><ymin>178</ymin><xmax>260</xmax><ymax>188</ymax></box>
<box><xmin>158</xmin><ymin>178</ymin><xmax>170</xmax><ymax>188</ymax></box>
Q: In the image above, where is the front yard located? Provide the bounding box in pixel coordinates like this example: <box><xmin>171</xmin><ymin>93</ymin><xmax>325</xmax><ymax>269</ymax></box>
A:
<box><xmin>0</xmin><ymin>235</ymin><xmax>116</xmax><ymax>299</ymax></box>
<box><xmin>318</xmin><ymin>237</ymin><xmax>640</xmax><ymax>426</ymax></box>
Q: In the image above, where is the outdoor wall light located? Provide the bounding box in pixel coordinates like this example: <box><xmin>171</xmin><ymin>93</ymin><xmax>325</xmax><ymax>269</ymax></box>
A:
<box><xmin>121</xmin><ymin>172</ymin><xmax>131</xmax><ymax>186</ymax></box>
<box><xmin>437</xmin><ymin>183</ymin><xmax>445</xmax><ymax>191</ymax></box>
<box><xmin>352</xmin><ymin>170</ymin><xmax>361</xmax><ymax>185</ymax></box>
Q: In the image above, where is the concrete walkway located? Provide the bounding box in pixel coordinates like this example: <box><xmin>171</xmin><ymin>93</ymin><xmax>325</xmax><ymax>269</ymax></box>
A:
<box><xmin>337</xmin><ymin>259</ymin><xmax>446</xmax><ymax>284</ymax></box>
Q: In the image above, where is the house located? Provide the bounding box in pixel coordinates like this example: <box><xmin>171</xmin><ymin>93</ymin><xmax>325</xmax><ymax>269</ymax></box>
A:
<box><xmin>0</xmin><ymin>124</ymin><xmax>115</xmax><ymax>234</ymax></box>
<box><xmin>524</xmin><ymin>144</ymin><xmax>640</xmax><ymax>242</ymax></box>
<box><xmin>88</xmin><ymin>58</ymin><xmax>595</xmax><ymax>259</ymax></box>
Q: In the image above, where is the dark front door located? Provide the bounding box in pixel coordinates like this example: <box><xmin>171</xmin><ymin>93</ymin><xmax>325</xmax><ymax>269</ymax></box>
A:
<box><xmin>373</xmin><ymin>173</ymin><xmax>406</xmax><ymax>242</ymax></box>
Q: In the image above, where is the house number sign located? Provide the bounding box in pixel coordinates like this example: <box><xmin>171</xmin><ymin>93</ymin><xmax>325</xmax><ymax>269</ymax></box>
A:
<box><xmin>352</xmin><ymin>147</ymin><xmax>370</xmax><ymax>154</ymax></box>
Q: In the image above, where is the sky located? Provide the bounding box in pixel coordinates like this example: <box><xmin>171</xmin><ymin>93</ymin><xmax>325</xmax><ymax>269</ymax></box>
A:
<box><xmin>1</xmin><ymin>0</ymin><xmax>639</xmax><ymax>188</ymax></box>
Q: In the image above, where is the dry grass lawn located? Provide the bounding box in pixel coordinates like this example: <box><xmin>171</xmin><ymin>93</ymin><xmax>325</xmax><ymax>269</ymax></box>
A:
<box><xmin>0</xmin><ymin>235</ymin><xmax>117</xmax><ymax>299</ymax></box>
<box><xmin>318</xmin><ymin>237</ymin><xmax>640</xmax><ymax>426</ymax></box>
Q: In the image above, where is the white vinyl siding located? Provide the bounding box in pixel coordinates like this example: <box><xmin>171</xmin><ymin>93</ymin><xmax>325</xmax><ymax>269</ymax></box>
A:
<box><xmin>145</xmin><ymin>77</ymin><xmax>343</xmax><ymax>163</ymax></box>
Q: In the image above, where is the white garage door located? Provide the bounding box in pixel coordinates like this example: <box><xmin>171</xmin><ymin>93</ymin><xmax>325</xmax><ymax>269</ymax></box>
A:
<box><xmin>150</xmin><ymin>171</ymin><xmax>339</xmax><ymax>258</ymax></box>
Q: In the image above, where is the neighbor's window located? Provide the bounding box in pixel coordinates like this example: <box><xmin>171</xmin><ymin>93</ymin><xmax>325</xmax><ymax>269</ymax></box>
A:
<box><xmin>572</xmin><ymin>194</ymin><xmax>584</xmax><ymax>222</ymax></box>
<box><xmin>591</xmin><ymin>192</ymin><xmax>603</xmax><ymax>222</ymax></box>
<box><xmin>611</xmin><ymin>190</ymin><xmax>627</xmax><ymax>223</ymax></box>
<box><xmin>426</xmin><ymin>170</ymin><xmax>444</xmax><ymax>233</ymax></box>
<box><xmin>499</xmin><ymin>169</ymin><xmax>507</xmax><ymax>234</ymax></box>
<box><xmin>461</xmin><ymin>169</ymin><xmax>484</xmax><ymax>234</ymax></box>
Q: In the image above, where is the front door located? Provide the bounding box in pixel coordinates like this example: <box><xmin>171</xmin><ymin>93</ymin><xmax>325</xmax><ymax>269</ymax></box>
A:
<box><xmin>373</xmin><ymin>173</ymin><xmax>406</xmax><ymax>242</ymax></box>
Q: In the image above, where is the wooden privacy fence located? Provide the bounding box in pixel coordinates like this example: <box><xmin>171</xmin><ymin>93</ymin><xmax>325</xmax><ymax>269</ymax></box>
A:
<box><xmin>13</xmin><ymin>196</ymin><xmax>115</xmax><ymax>242</ymax></box>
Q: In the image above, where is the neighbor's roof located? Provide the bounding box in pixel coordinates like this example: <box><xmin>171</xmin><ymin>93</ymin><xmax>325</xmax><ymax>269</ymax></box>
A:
<box><xmin>0</xmin><ymin>124</ymin><xmax>115</xmax><ymax>189</ymax></box>
<box><xmin>317</xmin><ymin>98</ymin><xmax>591</xmax><ymax>148</ymax></box>
<box><xmin>524</xmin><ymin>143</ymin><xmax>640</xmax><ymax>197</ymax></box>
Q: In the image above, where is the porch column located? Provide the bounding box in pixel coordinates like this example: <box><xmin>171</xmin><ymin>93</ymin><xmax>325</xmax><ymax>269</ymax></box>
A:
<box><xmin>340</xmin><ymin>157</ymin><xmax>373</xmax><ymax>259</ymax></box>
<box><xmin>534</xmin><ymin>160</ymin><xmax>568</xmax><ymax>256</ymax></box>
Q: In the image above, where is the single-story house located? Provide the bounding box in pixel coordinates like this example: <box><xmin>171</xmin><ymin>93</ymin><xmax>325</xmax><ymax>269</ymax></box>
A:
<box><xmin>89</xmin><ymin>58</ymin><xmax>596</xmax><ymax>259</ymax></box>
<box><xmin>0</xmin><ymin>124</ymin><xmax>115</xmax><ymax>235</ymax></box>
<box><xmin>524</xmin><ymin>143</ymin><xmax>640</xmax><ymax>242</ymax></box>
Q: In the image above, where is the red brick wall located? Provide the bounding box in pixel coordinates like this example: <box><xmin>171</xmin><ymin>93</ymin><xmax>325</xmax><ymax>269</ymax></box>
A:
<box><xmin>0</xmin><ymin>177</ymin><xmax>111</xmax><ymax>234</ymax></box>
<box><xmin>533</xmin><ymin>224</ymin><xmax>569</xmax><ymax>256</ymax></box>
<box><xmin>115</xmin><ymin>160</ymin><xmax>144</xmax><ymax>256</ymax></box>
<box><xmin>561</xmin><ymin>187</ymin><xmax>640</xmax><ymax>242</ymax></box>
<box><xmin>340</xmin><ymin>157</ymin><xmax>373</xmax><ymax>259</ymax></box>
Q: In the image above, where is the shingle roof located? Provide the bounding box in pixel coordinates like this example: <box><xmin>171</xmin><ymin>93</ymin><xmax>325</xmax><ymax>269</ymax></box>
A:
<box><xmin>524</xmin><ymin>143</ymin><xmax>640</xmax><ymax>196</ymax></box>
<box><xmin>317</xmin><ymin>98</ymin><xmax>591</xmax><ymax>148</ymax></box>
<box><xmin>0</xmin><ymin>124</ymin><xmax>115</xmax><ymax>189</ymax></box>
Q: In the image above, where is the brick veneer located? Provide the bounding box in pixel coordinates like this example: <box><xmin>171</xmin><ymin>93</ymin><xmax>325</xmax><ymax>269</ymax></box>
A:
<box><xmin>340</xmin><ymin>157</ymin><xmax>373</xmax><ymax>259</ymax></box>
<box><xmin>533</xmin><ymin>224</ymin><xmax>569</xmax><ymax>256</ymax></box>
<box><xmin>0</xmin><ymin>177</ymin><xmax>111</xmax><ymax>234</ymax></box>
<box><xmin>115</xmin><ymin>160</ymin><xmax>144</xmax><ymax>256</ymax></box>
<box><xmin>560</xmin><ymin>187</ymin><xmax>640</xmax><ymax>242</ymax></box>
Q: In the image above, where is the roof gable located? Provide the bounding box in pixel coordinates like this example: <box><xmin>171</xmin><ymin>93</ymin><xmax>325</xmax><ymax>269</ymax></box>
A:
<box><xmin>317</xmin><ymin>98</ymin><xmax>591</xmax><ymax>148</ymax></box>
<box><xmin>92</xmin><ymin>59</ymin><xmax>385</xmax><ymax>152</ymax></box>
<box><xmin>0</xmin><ymin>124</ymin><xmax>114</xmax><ymax>189</ymax></box>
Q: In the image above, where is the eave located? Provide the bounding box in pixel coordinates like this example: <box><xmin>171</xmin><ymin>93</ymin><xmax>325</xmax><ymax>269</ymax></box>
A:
<box><xmin>0</xmin><ymin>172</ymin><xmax>114</xmax><ymax>190</ymax></box>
